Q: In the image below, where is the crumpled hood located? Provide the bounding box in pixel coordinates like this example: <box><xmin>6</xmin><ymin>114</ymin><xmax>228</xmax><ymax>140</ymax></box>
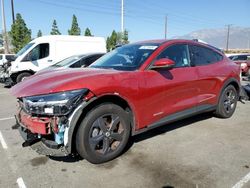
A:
<box><xmin>10</xmin><ymin>68</ymin><xmax>122</xmax><ymax>98</ymax></box>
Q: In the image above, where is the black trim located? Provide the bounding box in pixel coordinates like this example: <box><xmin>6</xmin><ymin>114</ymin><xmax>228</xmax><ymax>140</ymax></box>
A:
<box><xmin>132</xmin><ymin>104</ymin><xmax>216</xmax><ymax>136</ymax></box>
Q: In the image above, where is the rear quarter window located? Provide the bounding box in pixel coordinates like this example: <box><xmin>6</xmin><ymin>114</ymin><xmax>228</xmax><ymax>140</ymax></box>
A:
<box><xmin>189</xmin><ymin>45</ymin><xmax>223</xmax><ymax>66</ymax></box>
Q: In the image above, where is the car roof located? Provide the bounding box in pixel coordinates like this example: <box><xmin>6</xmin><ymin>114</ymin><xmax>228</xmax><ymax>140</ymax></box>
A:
<box><xmin>133</xmin><ymin>39</ymin><xmax>222</xmax><ymax>54</ymax></box>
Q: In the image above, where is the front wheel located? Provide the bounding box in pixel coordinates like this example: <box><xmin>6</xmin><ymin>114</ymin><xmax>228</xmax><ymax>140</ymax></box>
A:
<box><xmin>76</xmin><ymin>103</ymin><xmax>131</xmax><ymax>164</ymax></box>
<box><xmin>215</xmin><ymin>85</ymin><xmax>238</xmax><ymax>118</ymax></box>
<box><xmin>16</xmin><ymin>72</ymin><xmax>32</xmax><ymax>83</ymax></box>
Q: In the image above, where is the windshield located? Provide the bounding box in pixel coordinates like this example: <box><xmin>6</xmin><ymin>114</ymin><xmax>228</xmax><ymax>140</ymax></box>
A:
<box><xmin>90</xmin><ymin>43</ymin><xmax>159</xmax><ymax>71</ymax></box>
<box><xmin>15</xmin><ymin>42</ymin><xmax>35</xmax><ymax>58</ymax></box>
<box><xmin>52</xmin><ymin>55</ymin><xmax>85</xmax><ymax>67</ymax></box>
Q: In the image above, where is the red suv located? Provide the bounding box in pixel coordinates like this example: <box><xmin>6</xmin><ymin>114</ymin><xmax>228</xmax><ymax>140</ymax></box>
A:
<box><xmin>11</xmin><ymin>39</ymin><xmax>241</xmax><ymax>164</ymax></box>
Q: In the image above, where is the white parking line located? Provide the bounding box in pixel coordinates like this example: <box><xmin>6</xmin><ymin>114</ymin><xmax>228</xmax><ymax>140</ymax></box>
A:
<box><xmin>17</xmin><ymin>177</ymin><xmax>27</xmax><ymax>188</ymax></box>
<box><xmin>0</xmin><ymin>117</ymin><xmax>15</xmax><ymax>121</ymax></box>
<box><xmin>232</xmin><ymin>172</ymin><xmax>250</xmax><ymax>188</ymax></box>
<box><xmin>0</xmin><ymin>131</ymin><xmax>8</xmax><ymax>149</ymax></box>
<box><xmin>0</xmin><ymin>92</ymin><xmax>9</xmax><ymax>95</ymax></box>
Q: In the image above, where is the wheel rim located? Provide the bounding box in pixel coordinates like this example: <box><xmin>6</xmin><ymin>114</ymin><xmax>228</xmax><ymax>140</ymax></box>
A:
<box><xmin>89</xmin><ymin>114</ymin><xmax>125</xmax><ymax>155</ymax></box>
<box><xmin>223</xmin><ymin>89</ymin><xmax>236</xmax><ymax>114</ymax></box>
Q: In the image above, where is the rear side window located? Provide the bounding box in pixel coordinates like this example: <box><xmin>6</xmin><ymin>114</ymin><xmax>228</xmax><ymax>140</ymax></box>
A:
<box><xmin>156</xmin><ymin>44</ymin><xmax>190</xmax><ymax>68</ymax></box>
<box><xmin>189</xmin><ymin>45</ymin><xmax>223</xmax><ymax>66</ymax></box>
<box><xmin>0</xmin><ymin>55</ymin><xmax>2</xmax><ymax>60</ymax></box>
<box><xmin>69</xmin><ymin>60</ymin><xmax>81</xmax><ymax>68</ymax></box>
<box><xmin>232</xmin><ymin>55</ymin><xmax>247</xmax><ymax>61</ymax></box>
<box><xmin>84</xmin><ymin>55</ymin><xmax>103</xmax><ymax>67</ymax></box>
<box><xmin>6</xmin><ymin>55</ymin><xmax>14</xmax><ymax>60</ymax></box>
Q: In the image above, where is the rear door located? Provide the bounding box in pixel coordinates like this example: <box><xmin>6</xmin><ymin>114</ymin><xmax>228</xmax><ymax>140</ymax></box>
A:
<box><xmin>189</xmin><ymin>44</ymin><xmax>224</xmax><ymax>106</ymax></box>
<box><xmin>140</xmin><ymin>44</ymin><xmax>199</xmax><ymax>126</ymax></box>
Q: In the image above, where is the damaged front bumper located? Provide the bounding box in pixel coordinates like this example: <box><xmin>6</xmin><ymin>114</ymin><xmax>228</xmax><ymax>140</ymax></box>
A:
<box><xmin>15</xmin><ymin>114</ymin><xmax>71</xmax><ymax>157</ymax></box>
<box><xmin>14</xmin><ymin>97</ymin><xmax>95</xmax><ymax>157</ymax></box>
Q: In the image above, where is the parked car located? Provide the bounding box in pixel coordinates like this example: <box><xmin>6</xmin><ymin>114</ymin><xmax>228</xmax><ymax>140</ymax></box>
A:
<box><xmin>0</xmin><ymin>54</ymin><xmax>15</xmax><ymax>66</ymax></box>
<box><xmin>228</xmin><ymin>54</ymin><xmax>250</xmax><ymax>76</ymax></box>
<box><xmin>7</xmin><ymin>35</ymin><xmax>107</xmax><ymax>84</ymax></box>
<box><xmin>36</xmin><ymin>53</ymin><xmax>105</xmax><ymax>74</ymax></box>
<box><xmin>11</xmin><ymin>39</ymin><xmax>241</xmax><ymax>164</ymax></box>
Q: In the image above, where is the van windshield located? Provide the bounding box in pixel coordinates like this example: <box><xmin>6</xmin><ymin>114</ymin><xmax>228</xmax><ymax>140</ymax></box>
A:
<box><xmin>15</xmin><ymin>42</ymin><xmax>35</xmax><ymax>58</ymax></box>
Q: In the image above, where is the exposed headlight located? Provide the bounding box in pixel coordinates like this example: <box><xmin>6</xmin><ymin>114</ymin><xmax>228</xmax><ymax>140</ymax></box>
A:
<box><xmin>22</xmin><ymin>89</ymin><xmax>88</xmax><ymax>116</ymax></box>
<box><xmin>241</xmin><ymin>63</ymin><xmax>247</xmax><ymax>69</ymax></box>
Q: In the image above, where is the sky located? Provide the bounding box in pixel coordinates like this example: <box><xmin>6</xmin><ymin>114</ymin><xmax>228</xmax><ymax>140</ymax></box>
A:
<box><xmin>3</xmin><ymin>0</ymin><xmax>250</xmax><ymax>42</ymax></box>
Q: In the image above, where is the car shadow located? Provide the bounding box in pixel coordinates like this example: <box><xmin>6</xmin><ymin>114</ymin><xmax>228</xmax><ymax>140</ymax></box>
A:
<box><xmin>49</xmin><ymin>112</ymin><xmax>213</xmax><ymax>163</ymax></box>
<box><xmin>123</xmin><ymin>112</ymin><xmax>213</xmax><ymax>154</ymax></box>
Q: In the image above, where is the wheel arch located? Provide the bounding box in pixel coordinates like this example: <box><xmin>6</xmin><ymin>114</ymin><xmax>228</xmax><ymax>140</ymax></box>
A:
<box><xmin>217</xmin><ymin>77</ymin><xmax>240</xmax><ymax>104</ymax></box>
<box><xmin>68</xmin><ymin>94</ymin><xmax>136</xmax><ymax>153</ymax></box>
<box><xmin>10</xmin><ymin>70</ymin><xmax>35</xmax><ymax>83</ymax></box>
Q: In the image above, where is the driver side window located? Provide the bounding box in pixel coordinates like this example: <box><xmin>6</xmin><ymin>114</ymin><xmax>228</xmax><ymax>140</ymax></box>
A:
<box><xmin>23</xmin><ymin>43</ymin><xmax>49</xmax><ymax>61</ymax></box>
<box><xmin>156</xmin><ymin>44</ymin><xmax>190</xmax><ymax>68</ymax></box>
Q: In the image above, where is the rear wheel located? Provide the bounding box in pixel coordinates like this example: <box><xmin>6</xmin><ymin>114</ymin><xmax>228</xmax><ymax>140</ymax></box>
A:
<box><xmin>215</xmin><ymin>85</ymin><xmax>238</xmax><ymax>118</ymax></box>
<box><xmin>76</xmin><ymin>103</ymin><xmax>130</xmax><ymax>164</ymax></box>
<box><xmin>16</xmin><ymin>72</ymin><xmax>32</xmax><ymax>83</ymax></box>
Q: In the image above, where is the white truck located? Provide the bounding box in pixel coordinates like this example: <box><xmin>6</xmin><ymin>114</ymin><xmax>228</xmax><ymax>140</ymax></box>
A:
<box><xmin>8</xmin><ymin>35</ymin><xmax>106</xmax><ymax>83</ymax></box>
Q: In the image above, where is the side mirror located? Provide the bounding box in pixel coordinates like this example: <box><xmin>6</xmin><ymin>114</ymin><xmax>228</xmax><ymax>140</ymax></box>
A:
<box><xmin>150</xmin><ymin>58</ymin><xmax>175</xmax><ymax>69</ymax></box>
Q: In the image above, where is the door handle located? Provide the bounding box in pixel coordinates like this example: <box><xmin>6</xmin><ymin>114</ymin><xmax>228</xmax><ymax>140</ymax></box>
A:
<box><xmin>47</xmin><ymin>60</ymin><xmax>53</xmax><ymax>62</ymax></box>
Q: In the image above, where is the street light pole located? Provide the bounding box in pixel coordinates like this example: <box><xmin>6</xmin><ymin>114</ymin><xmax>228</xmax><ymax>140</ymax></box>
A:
<box><xmin>1</xmin><ymin>0</ymin><xmax>10</xmax><ymax>54</ymax></box>
<box><xmin>164</xmin><ymin>15</ymin><xmax>168</xmax><ymax>39</ymax></box>
<box><xmin>121</xmin><ymin>0</ymin><xmax>124</xmax><ymax>33</ymax></box>
<box><xmin>11</xmin><ymin>0</ymin><xmax>15</xmax><ymax>24</ymax></box>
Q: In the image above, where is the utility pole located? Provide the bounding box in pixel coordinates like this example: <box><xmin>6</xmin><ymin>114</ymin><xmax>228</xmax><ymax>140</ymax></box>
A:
<box><xmin>225</xmin><ymin>24</ymin><xmax>232</xmax><ymax>51</ymax></box>
<box><xmin>11</xmin><ymin>0</ymin><xmax>15</xmax><ymax>24</ymax></box>
<box><xmin>1</xmin><ymin>0</ymin><xmax>10</xmax><ymax>54</ymax></box>
<box><xmin>121</xmin><ymin>0</ymin><xmax>124</xmax><ymax>34</ymax></box>
<box><xmin>164</xmin><ymin>15</ymin><xmax>168</xmax><ymax>39</ymax></box>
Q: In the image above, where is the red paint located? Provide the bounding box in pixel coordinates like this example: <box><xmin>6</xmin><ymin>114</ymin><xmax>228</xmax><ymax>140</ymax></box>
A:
<box><xmin>11</xmin><ymin>39</ymin><xmax>240</xmax><ymax>132</ymax></box>
<box><xmin>19</xmin><ymin>110</ymin><xmax>51</xmax><ymax>135</ymax></box>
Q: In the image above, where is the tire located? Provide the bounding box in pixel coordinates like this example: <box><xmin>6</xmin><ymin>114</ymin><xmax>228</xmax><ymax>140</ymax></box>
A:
<box><xmin>76</xmin><ymin>103</ymin><xmax>131</xmax><ymax>164</ymax></box>
<box><xmin>215</xmin><ymin>85</ymin><xmax>238</xmax><ymax>118</ymax></box>
<box><xmin>16</xmin><ymin>72</ymin><xmax>32</xmax><ymax>83</ymax></box>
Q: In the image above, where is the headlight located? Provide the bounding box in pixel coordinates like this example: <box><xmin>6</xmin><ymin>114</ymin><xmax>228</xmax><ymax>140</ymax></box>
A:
<box><xmin>22</xmin><ymin>89</ymin><xmax>88</xmax><ymax>116</ymax></box>
<box><xmin>241</xmin><ymin>63</ymin><xmax>247</xmax><ymax>69</ymax></box>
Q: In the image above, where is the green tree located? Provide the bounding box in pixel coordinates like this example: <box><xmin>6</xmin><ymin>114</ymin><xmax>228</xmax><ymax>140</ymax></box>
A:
<box><xmin>106</xmin><ymin>30</ymin><xmax>129</xmax><ymax>51</ymax></box>
<box><xmin>10</xmin><ymin>13</ymin><xmax>31</xmax><ymax>53</ymax></box>
<box><xmin>84</xmin><ymin>27</ymin><xmax>92</xmax><ymax>36</ymax></box>
<box><xmin>106</xmin><ymin>30</ymin><xmax>117</xmax><ymax>51</ymax></box>
<box><xmin>37</xmin><ymin>30</ymin><xmax>42</xmax><ymax>37</ymax></box>
<box><xmin>50</xmin><ymin>19</ymin><xmax>61</xmax><ymax>35</ymax></box>
<box><xmin>68</xmin><ymin>15</ymin><xmax>81</xmax><ymax>35</ymax></box>
<box><xmin>122</xmin><ymin>30</ymin><xmax>129</xmax><ymax>44</ymax></box>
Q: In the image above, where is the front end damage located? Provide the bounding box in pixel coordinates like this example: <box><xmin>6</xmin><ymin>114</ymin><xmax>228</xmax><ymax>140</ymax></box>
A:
<box><xmin>14</xmin><ymin>89</ymin><xmax>95</xmax><ymax>157</ymax></box>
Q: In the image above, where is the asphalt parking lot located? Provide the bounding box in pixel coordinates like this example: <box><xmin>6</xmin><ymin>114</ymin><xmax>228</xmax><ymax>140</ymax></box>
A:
<box><xmin>0</xmin><ymin>83</ymin><xmax>250</xmax><ymax>188</ymax></box>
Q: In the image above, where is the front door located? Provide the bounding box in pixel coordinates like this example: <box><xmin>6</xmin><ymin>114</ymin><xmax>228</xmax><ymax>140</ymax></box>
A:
<box><xmin>138</xmin><ymin>44</ymin><xmax>199</xmax><ymax>128</ymax></box>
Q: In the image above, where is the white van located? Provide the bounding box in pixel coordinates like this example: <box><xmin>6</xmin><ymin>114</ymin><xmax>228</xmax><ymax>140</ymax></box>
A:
<box><xmin>8</xmin><ymin>35</ymin><xmax>106</xmax><ymax>83</ymax></box>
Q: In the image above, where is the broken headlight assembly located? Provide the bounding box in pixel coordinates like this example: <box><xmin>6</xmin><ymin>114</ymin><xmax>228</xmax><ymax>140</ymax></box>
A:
<box><xmin>22</xmin><ymin>89</ymin><xmax>88</xmax><ymax>116</ymax></box>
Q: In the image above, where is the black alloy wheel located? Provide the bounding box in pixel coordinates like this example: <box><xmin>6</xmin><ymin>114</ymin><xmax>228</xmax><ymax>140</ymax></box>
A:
<box><xmin>215</xmin><ymin>85</ymin><xmax>238</xmax><ymax>118</ymax></box>
<box><xmin>76</xmin><ymin>103</ymin><xmax>130</xmax><ymax>164</ymax></box>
